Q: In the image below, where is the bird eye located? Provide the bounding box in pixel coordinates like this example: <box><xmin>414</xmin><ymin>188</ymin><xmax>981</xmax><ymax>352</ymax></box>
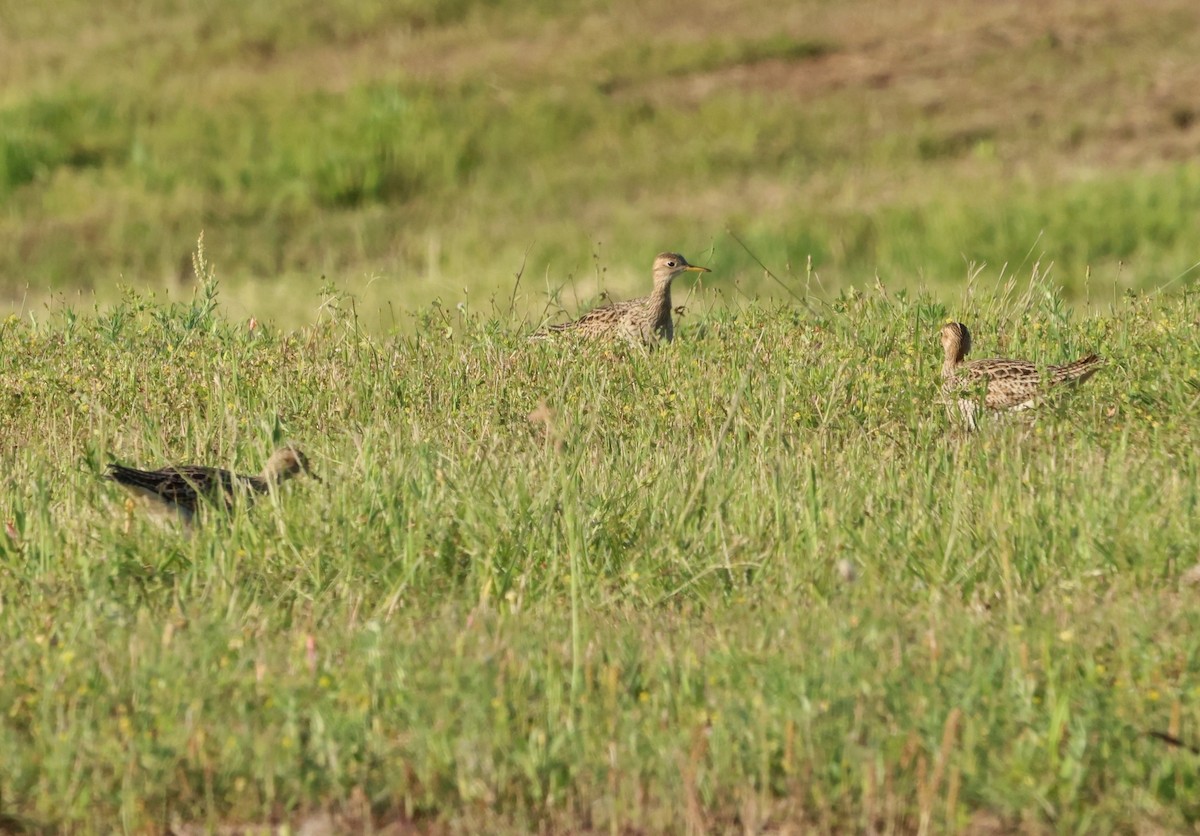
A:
<box><xmin>666</xmin><ymin>260</ymin><xmax>677</xmax><ymax>267</ymax></box>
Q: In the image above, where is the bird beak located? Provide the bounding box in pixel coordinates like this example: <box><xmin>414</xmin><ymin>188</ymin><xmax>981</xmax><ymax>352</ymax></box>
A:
<box><xmin>685</xmin><ymin>265</ymin><xmax>711</xmax><ymax>273</ymax></box>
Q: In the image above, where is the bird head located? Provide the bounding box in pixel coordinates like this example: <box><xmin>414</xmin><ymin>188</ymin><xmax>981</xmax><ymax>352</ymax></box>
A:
<box><xmin>265</xmin><ymin>445</ymin><xmax>321</xmax><ymax>484</ymax></box>
<box><xmin>652</xmin><ymin>252</ymin><xmax>710</xmax><ymax>287</ymax></box>
<box><xmin>940</xmin><ymin>322</ymin><xmax>972</xmax><ymax>363</ymax></box>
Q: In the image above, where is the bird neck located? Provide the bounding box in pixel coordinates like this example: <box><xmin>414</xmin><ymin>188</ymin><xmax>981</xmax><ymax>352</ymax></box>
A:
<box><xmin>251</xmin><ymin>460</ymin><xmax>295</xmax><ymax>491</ymax></box>
<box><xmin>941</xmin><ymin>355</ymin><xmax>960</xmax><ymax>379</ymax></box>
<box><xmin>649</xmin><ymin>279</ymin><xmax>673</xmax><ymax>317</ymax></box>
<box><xmin>259</xmin><ymin>453</ymin><xmax>298</xmax><ymax>484</ymax></box>
<box><xmin>244</xmin><ymin>474</ymin><xmax>273</xmax><ymax>494</ymax></box>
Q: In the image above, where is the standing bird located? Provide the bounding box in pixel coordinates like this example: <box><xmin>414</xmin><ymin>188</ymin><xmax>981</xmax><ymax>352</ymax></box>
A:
<box><xmin>939</xmin><ymin>322</ymin><xmax>1103</xmax><ymax>430</ymax></box>
<box><xmin>533</xmin><ymin>252</ymin><xmax>710</xmax><ymax>347</ymax></box>
<box><xmin>105</xmin><ymin>445</ymin><xmax>319</xmax><ymax>525</ymax></box>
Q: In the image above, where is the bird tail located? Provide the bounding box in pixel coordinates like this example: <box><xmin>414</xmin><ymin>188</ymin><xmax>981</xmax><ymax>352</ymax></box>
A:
<box><xmin>1052</xmin><ymin>354</ymin><xmax>1104</xmax><ymax>384</ymax></box>
<box><xmin>104</xmin><ymin>463</ymin><xmax>160</xmax><ymax>490</ymax></box>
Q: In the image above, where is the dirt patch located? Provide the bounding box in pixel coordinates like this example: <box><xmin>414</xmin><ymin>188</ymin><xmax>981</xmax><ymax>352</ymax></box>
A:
<box><xmin>625</xmin><ymin>0</ymin><xmax>1200</xmax><ymax>167</ymax></box>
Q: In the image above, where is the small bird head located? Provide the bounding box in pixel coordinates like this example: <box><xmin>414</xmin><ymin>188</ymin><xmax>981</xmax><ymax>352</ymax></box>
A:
<box><xmin>652</xmin><ymin>252</ymin><xmax>710</xmax><ymax>287</ymax></box>
<box><xmin>940</xmin><ymin>322</ymin><xmax>971</xmax><ymax>363</ymax></box>
<box><xmin>264</xmin><ymin>445</ymin><xmax>321</xmax><ymax>484</ymax></box>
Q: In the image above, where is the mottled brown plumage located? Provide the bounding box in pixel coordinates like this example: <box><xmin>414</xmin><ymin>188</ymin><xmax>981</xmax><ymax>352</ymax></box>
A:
<box><xmin>940</xmin><ymin>322</ymin><xmax>1103</xmax><ymax>429</ymax></box>
<box><xmin>106</xmin><ymin>445</ymin><xmax>318</xmax><ymax>524</ymax></box>
<box><xmin>533</xmin><ymin>252</ymin><xmax>710</xmax><ymax>347</ymax></box>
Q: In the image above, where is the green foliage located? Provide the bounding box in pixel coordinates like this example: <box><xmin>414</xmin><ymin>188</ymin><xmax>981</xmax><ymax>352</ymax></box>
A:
<box><xmin>1</xmin><ymin>1</ymin><xmax>1199</xmax><ymax>823</ymax></box>
<box><xmin>2</xmin><ymin>0</ymin><xmax>1198</xmax><ymax>316</ymax></box>
<box><xmin>861</xmin><ymin>165</ymin><xmax>1200</xmax><ymax>284</ymax></box>
<box><xmin>308</xmin><ymin>85</ymin><xmax>481</xmax><ymax>209</ymax></box>
<box><xmin>0</xmin><ymin>268</ymin><xmax>1197</xmax><ymax>830</ymax></box>
<box><xmin>0</xmin><ymin>92</ymin><xmax>130</xmax><ymax>195</ymax></box>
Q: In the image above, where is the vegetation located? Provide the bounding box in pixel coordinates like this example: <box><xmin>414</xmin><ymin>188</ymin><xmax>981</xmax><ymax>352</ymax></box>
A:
<box><xmin>3</xmin><ymin>0</ymin><xmax>1200</xmax><ymax>320</ymax></box>
<box><xmin>2</xmin><ymin>0</ymin><xmax>1200</xmax><ymax>832</ymax></box>
<box><xmin>1</xmin><ymin>249</ymin><xmax>1198</xmax><ymax>830</ymax></box>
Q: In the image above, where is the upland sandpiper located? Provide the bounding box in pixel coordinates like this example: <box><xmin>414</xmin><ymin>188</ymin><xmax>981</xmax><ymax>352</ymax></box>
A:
<box><xmin>940</xmin><ymin>322</ymin><xmax>1103</xmax><ymax>429</ymax></box>
<box><xmin>533</xmin><ymin>252</ymin><xmax>710</xmax><ymax>346</ymax></box>
<box><xmin>105</xmin><ymin>445</ymin><xmax>319</xmax><ymax>524</ymax></box>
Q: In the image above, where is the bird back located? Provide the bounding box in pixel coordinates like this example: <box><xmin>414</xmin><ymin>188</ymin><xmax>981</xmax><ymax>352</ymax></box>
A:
<box><xmin>105</xmin><ymin>463</ymin><xmax>243</xmax><ymax>513</ymax></box>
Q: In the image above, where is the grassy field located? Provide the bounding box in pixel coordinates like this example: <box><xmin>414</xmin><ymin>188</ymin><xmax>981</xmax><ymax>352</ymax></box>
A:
<box><xmin>3</xmin><ymin>0</ymin><xmax>1200</xmax><ymax>833</ymax></box>
<box><xmin>0</xmin><ymin>251</ymin><xmax>1198</xmax><ymax>832</ymax></box>
<box><xmin>2</xmin><ymin>0</ymin><xmax>1200</xmax><ymax>321</ymax></box>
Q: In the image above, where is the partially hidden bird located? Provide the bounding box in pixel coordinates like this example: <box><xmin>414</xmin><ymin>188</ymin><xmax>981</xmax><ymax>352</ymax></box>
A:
<box><xmin>939</xmin><ymin>322</ymin><xmax>1103</xmax><ymax>430</ymax></box>
<box><xmin>105</xmin><ymin>445</ymin><xmax>319</xmax><ymax>525</ymax></box>
<box><xmin>533</xmin><ymin>252</ymin><xmax>710</xmax><ymax>347</ymax></box>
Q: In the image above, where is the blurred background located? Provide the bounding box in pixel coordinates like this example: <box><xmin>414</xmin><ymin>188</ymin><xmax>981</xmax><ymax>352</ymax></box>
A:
<box><xmin>2</xmin><ymin>0</ymin><xmax>1198</xmax><ymax>327</ymax></box>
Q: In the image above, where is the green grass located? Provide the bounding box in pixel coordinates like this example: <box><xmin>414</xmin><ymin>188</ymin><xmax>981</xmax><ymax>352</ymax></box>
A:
<box><xmin>3</xmin><ymin>0</ymin><xmax>1200</xmax><ymax>320</ymax></box>
<box><xmin>1</xmin><ymin>247</ymin><xmax>1198</xmax><ymax>830</ymax></box>
<box><xmin>3</xmin><ymin>0</ymin><xmax>1200</xmax><ymax>830</ymax></box>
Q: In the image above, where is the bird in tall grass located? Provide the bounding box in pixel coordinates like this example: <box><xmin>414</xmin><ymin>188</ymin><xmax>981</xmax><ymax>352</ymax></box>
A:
<box><xmin>939</xmin><ymin>322</ymin><xmax>1103</xmax><ymax>430</ymax></box>
<box><xmin>105</xmin><ymin>445</ymin><xmax>319</xmax><ymax>525</ymax></box>
<box><xmin>532</xmin><ymin>252</ymin><xmax>710</xmax><ymax>347</ymax></box>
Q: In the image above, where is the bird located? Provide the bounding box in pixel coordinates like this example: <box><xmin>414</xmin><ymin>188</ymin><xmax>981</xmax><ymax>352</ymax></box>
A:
<box><xmin>532</xmin><ymin>252</ymin><xmax>710</xmax><ymax>347</ymax></box>
<box><xmin>105</xmin><ymin>445</ymin><xmax>319</xmax><ymax>525</ymax></box>
<box><xmin>939</xmin><ymin>322</ymin><xmax>1103</xmax><ymax>430</ymax></box>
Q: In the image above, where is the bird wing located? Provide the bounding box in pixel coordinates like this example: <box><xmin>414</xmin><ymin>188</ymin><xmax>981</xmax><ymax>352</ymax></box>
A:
<box><xmin>106</xmin><ymin>463</ymin><xmax>236</xmax><ymax>512</ymax></box>
<box><xmin>548</xmin><ymin>298</ymin><xmax>638</xmax><ymax>332</ymax></box>
<box><xmin>943</xmin><ymin>359</ymin><xmax>1034</xmax><ymax>411</ymax></box>
<box><xmin>958</xmin><ymin>358</ymin><xmax>1039</xmax><ymax>383</ymax></box>
<box><xmin>958</xmin><ymin>355</ymin><xmax>1101</xmax><ymax>410</ymax></box>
